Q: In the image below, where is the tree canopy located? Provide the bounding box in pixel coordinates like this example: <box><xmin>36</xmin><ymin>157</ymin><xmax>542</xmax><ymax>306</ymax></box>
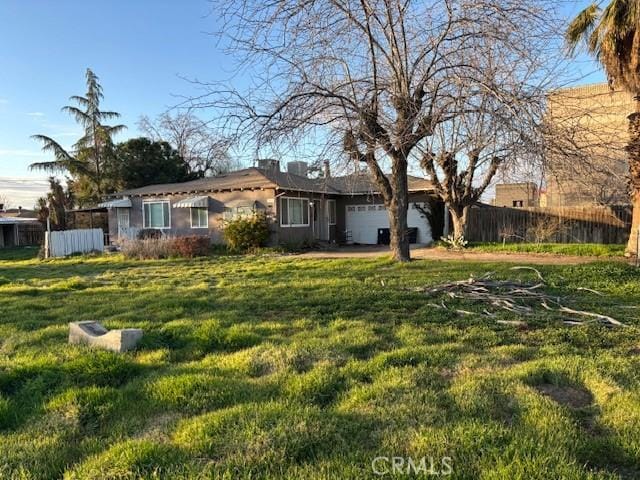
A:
<box><xmin>30</xmin><ymin>68</ymin><xmax>125</xmax><ymax>205</ymax></box>
<box><xmin>108</xmin><ymin>137</ymin><xmax>195</xmax><ymax>190</ymax></box>
<box><xmin>192</xmin><ymin>0</ymin><xmax>559</xmax><ymax>260</ymax></box>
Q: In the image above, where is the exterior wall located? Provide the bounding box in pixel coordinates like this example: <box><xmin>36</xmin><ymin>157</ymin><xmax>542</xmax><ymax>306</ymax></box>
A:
<box><xmin>494</xmin><ymin>183</ymin><xmax>539</xmax><ymax>208</ymax></box>
<box><xmin>546</xmin><ymin>83</ymin><xmax>631</xmax><ymax>206</ymax></box>
<box><xmin>273</xmin><ymin>190</ymin><xmax>339</xmax><ymax>245</ymax></box>
<box><xmin>108</xmin><ymin>189</ymin><xmax>277</xmax><ymax>244</ymax></box>
<box><xmin>105</xmin><ymin>188</ymin><xmax>438</xmax><ymax>247</ymax></box>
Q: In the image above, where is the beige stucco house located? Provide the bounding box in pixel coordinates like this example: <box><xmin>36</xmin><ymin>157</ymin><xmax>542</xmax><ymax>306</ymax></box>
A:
<box><xmin>100</xmin><ymin>160</ymin><xmax>439</xmax><ymax>247</ymax></box>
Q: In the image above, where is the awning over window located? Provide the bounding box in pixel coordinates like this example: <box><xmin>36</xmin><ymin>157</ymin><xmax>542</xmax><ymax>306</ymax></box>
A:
<box><xmin>98</xmin><ymin>198</ymin><xmax>132</xmax><ymax>208</ymax></box>
<box><xmin>173</xmin><ymin>196</ymin><xmax>209</xmax><ymax>208</ymax></box>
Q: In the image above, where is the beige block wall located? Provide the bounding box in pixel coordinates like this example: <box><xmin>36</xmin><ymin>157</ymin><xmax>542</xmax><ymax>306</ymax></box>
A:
<box><xmin>495</xmin><ymin>183</ymin><xmax>538</xmax><ymax>208</ymax></box>
<box><xmin>546</xmin><ymin>83</ymin><xmax>631</xmax><ymax>206</ymax></box>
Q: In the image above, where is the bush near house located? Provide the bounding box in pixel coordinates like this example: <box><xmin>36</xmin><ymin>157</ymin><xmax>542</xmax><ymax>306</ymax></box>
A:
<box><xmin>136</xmin><ymin>229</ymin><xmax>163</xmax><ymax>240</ymax></box>
<box><xmin>223</xmin><ymin>213</ymin><xmax>270</xmax><ymax>253</ymax></box>
<box><xmin>121</xmin><ymin>236</ymin><xmax>210</xmax><ymax>260</ymax></box>
<box><xmin>171</xmin><ymin>236</ymin><xmax>210</xmax><ymax>258</ymax></box>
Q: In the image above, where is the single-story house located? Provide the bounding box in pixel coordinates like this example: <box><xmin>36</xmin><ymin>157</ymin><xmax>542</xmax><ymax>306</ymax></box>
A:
<box><xmin>100</xmin><ymin>160</ymin><xmax>441</xmax><ymax>246</ymax></box>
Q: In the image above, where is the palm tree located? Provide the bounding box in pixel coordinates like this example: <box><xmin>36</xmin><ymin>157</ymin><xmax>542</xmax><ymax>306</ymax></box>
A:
<box><xmin>30</xmin><ymin>68</ymin><xmax>125</xmax><ymax>203</ymax></box>
<box><xmin>35</xmin><ymin>177</ymin><xmax>75</xmax><ymax>230</ymax></box>
<box><xmin>566</xmin><ymin>1</ymin><xmax>640</xmax><ymax>255</ymax></box>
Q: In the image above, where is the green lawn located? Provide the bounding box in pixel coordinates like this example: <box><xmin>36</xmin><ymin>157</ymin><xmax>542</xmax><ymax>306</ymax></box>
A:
<box><xmin>467</xmin><ymin>242</ymin><xmax>626</xmax><ymax>257</ymax></box>
<box><xmin>0</xmin><ymin>249</ymin><xmax>639</xmax><ymax>479</ymax></box>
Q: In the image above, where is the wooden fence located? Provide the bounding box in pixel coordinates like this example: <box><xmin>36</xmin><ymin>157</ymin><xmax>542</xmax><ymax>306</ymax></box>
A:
<box><xmin>45</xmin><ymin>228</ymin><xmax>104</xmax><ymax>258</ymax></box>
<box><xmin>465</xmin><ymin>205</ymin><xmax>632</xmax><ymax>244</ymax></box>
<box><xmin>17</xmin><ymin>223</ymin><xmax>44</xmax><ymax>246</ymax></box>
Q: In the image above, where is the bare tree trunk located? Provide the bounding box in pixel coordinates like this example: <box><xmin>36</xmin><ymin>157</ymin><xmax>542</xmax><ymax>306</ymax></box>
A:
<box><xmin>626</xmin><ymin>99</ymin><xmax>640</xmax><ymax>257</ymax></box>
<box><xmin>388</xmin><ymin>168</ymin><xmax>410</xmax><ymax>262</ymax></box>
<box><xmin>449</xmin><ymin>205</ymin><xmax>468</xmax><ymax>241</ymax></box>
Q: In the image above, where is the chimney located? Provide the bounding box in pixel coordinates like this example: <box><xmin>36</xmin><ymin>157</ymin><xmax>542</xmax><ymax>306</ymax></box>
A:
<box><xmin>287</xmin><ymin>161</ymin><xmax>309</xmax><ymax>177</ymax></box>
<box><xmin>257</xmin><ymin>159</ymin><xmax>280</xmax><ymax>173</ymax></box>
<box><xmin>322</xmin><ymin>161</ymin><xmax>330</xmax><ymax>178</ymax></box>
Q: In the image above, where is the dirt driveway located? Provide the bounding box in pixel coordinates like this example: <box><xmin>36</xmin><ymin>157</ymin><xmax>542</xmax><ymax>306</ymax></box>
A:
<box><xmin>296</xmin><ymin>245</ymin><xmax>624</xmax><ymax>265</ymax></box>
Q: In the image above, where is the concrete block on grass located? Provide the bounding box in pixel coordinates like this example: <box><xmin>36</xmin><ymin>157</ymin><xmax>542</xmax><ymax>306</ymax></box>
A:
<box><xmin>69</xmin><ymin>321</ymin><xmax>143</xmax><ymax>353</ymax></box>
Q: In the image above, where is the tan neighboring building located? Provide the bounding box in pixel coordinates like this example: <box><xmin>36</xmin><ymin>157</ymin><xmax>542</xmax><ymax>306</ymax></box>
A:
<box><xmin>545</xmin><ymin>83</ymin><xmax>631</xmax><ymax>207</ymax></box>
<box><xmin>494</xmin><ymin>182</ymin><xmax>539</xmax><ymax>208</ymax></box>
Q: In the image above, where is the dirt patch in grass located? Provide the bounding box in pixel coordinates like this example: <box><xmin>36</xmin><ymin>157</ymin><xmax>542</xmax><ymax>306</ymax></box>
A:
<box><xmin>295</xmin><ymin>245</ymin><xmax>626</xmax><ymax>265</ymax></box>
<box><xmin>535</xmin><ymin>384</ymin><xmax>593</xmax><ymax>409</ymax></box>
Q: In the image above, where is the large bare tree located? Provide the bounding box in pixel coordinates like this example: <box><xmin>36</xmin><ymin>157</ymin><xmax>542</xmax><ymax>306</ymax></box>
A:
<box><xmin>138</xmin><ymin>110</ymin><xmax>235</xmax><ymax>177</ymax></box>
<box><xmin>420</xmin><ymin>61</ymin><xmax>551</xmax><ymax>241</ymax></box>
<box><xmin>195</xmin><ymin>0</ymin><xmax>557</xmax><ymax>261</ymax></box>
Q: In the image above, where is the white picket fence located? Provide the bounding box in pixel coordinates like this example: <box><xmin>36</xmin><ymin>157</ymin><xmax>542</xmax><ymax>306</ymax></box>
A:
<box><xmin>45</xmin><ymin>228</ymin><xmax>104</xmax><ymax>258</ymax></box>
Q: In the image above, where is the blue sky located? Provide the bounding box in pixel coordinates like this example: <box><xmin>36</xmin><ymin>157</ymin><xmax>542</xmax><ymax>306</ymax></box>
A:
<box><xmin>0</xmin><ymin>0</ymin><xmax>605</xmax><ymax>208</ymax></box>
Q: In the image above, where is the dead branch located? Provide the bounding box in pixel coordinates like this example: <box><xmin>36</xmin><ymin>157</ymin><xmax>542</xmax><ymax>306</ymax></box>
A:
<box><xmin>409</xmin><ymin>268</ymin><xmax>625</xmax><ymax>327</ymax></box>
<box><xmin>509</xmin><ymin>266</ymin><xmax>546</xmax><ymax>282</ymax></box>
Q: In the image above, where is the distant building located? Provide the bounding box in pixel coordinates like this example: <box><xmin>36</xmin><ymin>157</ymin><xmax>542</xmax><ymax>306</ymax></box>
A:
<box><xmin>0</xmin><ymin>206</ymin><xmax>38</xmax><ymax>219</ymax></box>
<box><xmin>494</xmin><ymin>182</ymin><xmax>539</xmax><ymax>208</ymax></box>
<box><xmin>0</xmin><ymin>206</ymin><xmax>42</xmax><ymax>248</ymax></box>
<box><xmin>545</xmin><ymin>83</ymin><xmax>631</xmax><ymax>207</ymax></box>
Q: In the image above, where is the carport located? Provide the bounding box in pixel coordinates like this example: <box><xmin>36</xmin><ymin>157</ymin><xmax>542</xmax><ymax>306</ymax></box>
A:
<box><xmin>0</xmin><ymin>217</ymin><xmax>43</xmax><ymax>248</ymax></box>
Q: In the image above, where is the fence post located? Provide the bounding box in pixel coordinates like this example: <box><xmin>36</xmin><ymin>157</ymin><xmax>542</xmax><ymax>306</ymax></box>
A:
<box><xmin>636</xmin><ymin>227</ymin><xmax>640</xmax><ymax>268</ymax></box>
<box><xmin>443</xmin><ymin>203</ymin><xmax>450</xmax><ymax>238</ymax></box>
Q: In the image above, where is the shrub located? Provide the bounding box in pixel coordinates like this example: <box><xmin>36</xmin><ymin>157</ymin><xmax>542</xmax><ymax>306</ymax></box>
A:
<box><xmin>121</xmin><ymin>236</ymin><xmax>210</xmax><ymax>260</ymax></box>
<box><xmin>440</xmin><ymin>234</ymin><xmax>468</xmax><ymax>250</ymax></box>
<box><xmin>120</xmin><ymin>237</ymin><xmax>175</xmax><ymax>260</ymax></box>
<box><xmin>223</xmin><ymin>213</ymin><xmax>270</xmax><ymax>253</ymax></box>
<box><xmin>171</xmin><ymin>236</ymin><xmax>210</xmax><ymax>258</ymax></box>
<box><xmin>136</xmin><ymin>228</ymin><xmax>163</xmax><ymax>240</ymax></box>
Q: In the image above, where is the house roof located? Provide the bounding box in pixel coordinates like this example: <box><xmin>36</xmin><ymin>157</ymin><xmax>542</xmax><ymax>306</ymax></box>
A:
<box><xmin>0</xmin><ymin>217</ymin><xmax>40</xmax><ymax>225</ymax></box>
<box><xmin>0</xmin><ymin>208</ymin><xmax>38</xmax><ymax>219</ymax></box>
<box><xmin>109</xmin><ymin>167</ymin><xmax>433</xmax><ymax>198</ymax></box>
<box><xmin>326</xmin><ymin>173</ymin><xmax>434</xmax><ymax>194</ymax></box>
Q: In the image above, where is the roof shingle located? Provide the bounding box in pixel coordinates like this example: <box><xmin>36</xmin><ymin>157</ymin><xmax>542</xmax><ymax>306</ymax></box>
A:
<box><xmin>110</xmin><ymin>167</ymin><xmax>433</xmax><ymax>197</ymax></box>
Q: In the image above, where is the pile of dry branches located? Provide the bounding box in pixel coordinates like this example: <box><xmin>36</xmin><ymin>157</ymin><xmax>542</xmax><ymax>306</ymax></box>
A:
<box><xmin>411</xmin><ymin>267</ymin><xmax>625</xmax><ymax>328</ymax></box>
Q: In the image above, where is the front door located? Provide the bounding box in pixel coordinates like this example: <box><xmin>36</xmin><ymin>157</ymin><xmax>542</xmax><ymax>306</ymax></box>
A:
<box><xmin>117</xmin><ymin>208</ymin><xmax>130</xmax><ymax>238</ymax></box>
<box><xmin>312</xmin><ymin>201</ymin><xmax>322</xmax><ymax>240</ymax></box>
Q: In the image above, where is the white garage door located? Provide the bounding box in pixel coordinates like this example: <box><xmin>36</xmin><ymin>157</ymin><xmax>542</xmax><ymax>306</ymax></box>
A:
<box><xmin>345</xmin><ymin>204</ymin><xmax>432</xmax><ymax>245</ymax></box>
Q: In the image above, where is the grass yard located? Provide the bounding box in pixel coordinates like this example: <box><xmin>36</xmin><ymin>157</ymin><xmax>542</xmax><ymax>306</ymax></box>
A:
<box><xmin>467</xmin><ymin>242</ymin><xmax>626</xmax><ymax>257</ymax></box>
<box><xmin>0</xmin><ymin>249</ymin><xmax>640</xmax><ymax>479</ymax></box>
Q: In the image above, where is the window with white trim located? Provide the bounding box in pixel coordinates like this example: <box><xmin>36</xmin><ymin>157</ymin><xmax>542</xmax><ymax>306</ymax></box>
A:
<box><xmin>327</xmin><ymin>199</ymin><xmax>336</xmax><ymax>225</ymax></box>
<box><xmin>280</xmin><ymin>197</ymin><xmax>309</xmax><ymax>227</ymax></box>
<box><xmin>190</xmin><ymin>207</ymin><xmax>208</xmax><ymax>228</ymax></box>
<box><xmin>143</xmin><ymin>201</ymin><xmax>170</xmax><ymax>229</ymax></box>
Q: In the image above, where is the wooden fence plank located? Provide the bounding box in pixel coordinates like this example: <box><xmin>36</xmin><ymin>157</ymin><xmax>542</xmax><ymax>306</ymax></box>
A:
<box><xmin>45</xmin><ymin>228</ymin><xmax>105</xmax><ymax>258</ymax></box>
<box><xmin>465</xmin><ymin>205</ymin><xmax>632</xmax><ymax>244</ymax></box>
